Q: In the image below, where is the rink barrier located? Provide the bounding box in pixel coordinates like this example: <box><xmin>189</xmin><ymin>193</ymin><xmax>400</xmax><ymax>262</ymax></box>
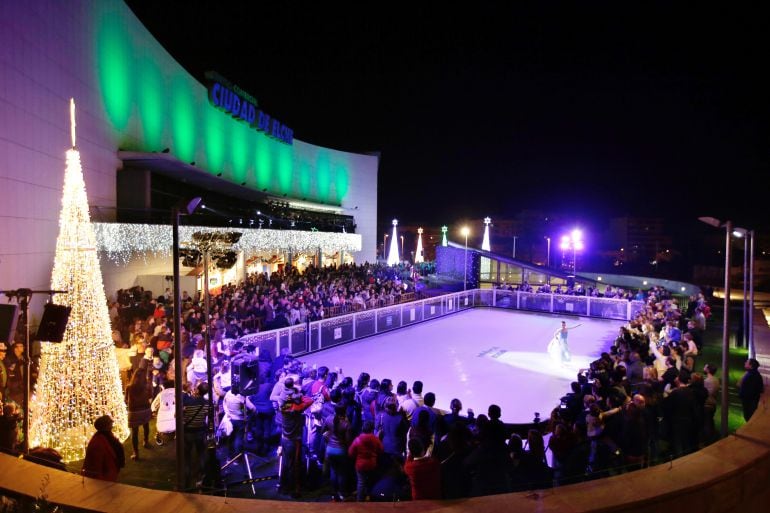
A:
<box><xmin>238</xmin><ymin>289</ymin><xmax>645</xmax><ymax>357</ymax></box>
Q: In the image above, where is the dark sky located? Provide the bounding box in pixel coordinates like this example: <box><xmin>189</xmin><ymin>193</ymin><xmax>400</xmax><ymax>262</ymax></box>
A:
<box><xmin>125</xmin><ymin>2</ymin><xmax>768</xmax><ymax>231</ymax></box>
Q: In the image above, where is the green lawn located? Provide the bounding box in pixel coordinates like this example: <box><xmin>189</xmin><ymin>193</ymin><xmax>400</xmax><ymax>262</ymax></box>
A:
<box><xmin>696</xmin><ymin>306</ymin><xmax>749</xmax><ymax>434</ymax></box>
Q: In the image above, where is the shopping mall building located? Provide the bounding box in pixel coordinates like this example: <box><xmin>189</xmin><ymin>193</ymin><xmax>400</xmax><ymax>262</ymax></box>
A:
<box><xmin>0</xmin><ymin>0</ymin><xmax>378</xmax><ymax>305</ymax></box>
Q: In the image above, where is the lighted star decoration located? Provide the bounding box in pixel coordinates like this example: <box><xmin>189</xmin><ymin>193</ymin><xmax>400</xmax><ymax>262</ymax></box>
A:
<box><xmin>441</xmin><ymin>225</ymin><xmax>448</xmax><ymax>247</ymax></box>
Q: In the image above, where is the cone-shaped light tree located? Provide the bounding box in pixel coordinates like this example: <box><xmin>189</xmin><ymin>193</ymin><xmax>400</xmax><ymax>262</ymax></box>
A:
<box><xmin>387</xmin><ymin>219</ymin><xmax>400</xmax><ymax>265</ymax></box>
<box><xmin>30</xmin><ymin>99</ymin><xmax>130</xmax><ymax>461</ymax></box>
<box><xmin>481</xmin><ymin>217</ymin><xmax>492</xmax><ymax>278</ymax></box>
<box><xmin>482</xmin><ymin>217</ymin><xmax>492</xmax><ymax>251</ymax></box>
<box><xmin>415</xmin><ymin>228</ymin><xmax>425</xmax><ymax>263</ymax></box>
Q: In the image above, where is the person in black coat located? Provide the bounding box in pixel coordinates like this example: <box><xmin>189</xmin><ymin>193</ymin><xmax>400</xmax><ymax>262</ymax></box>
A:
<box><xmin>738</xmin><ymin>358</ymin><xmax>764</xmax><ymax>421</ymax></box>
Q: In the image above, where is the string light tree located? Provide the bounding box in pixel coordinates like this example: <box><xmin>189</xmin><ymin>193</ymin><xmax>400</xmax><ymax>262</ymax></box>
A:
<box><xmin>387</xmin><ymin>219</ymin><xmax>400</xmax><ymax>266</ymax></box>
<box><xmin>441</xmin><ymin>225</ymin><xmax>448</xmax><ymax>247</ymax></box>
<box><xmin>30</xmin><ymin>99</ymin><xmax>130</xmax><ymax>461</ymax></box>
<box><xmin>415</xmin><ymin>228</ymin><xmax>425</xmax><ymax>263</ymax></box>
<box><xmin>481</xmin><ymin>217</ymin><xmax>492</xmax><ymax>280</ymax></box>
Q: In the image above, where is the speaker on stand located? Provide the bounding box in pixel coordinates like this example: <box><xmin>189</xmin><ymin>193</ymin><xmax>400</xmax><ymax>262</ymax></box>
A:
<box><xmin>0</xmin><ymin>304</ymin><xmax>19</xmax><ymax>343</ymax></box>
<box><xmin>34</xmin><ymin>303</ymin><xmax>72</xmax><ymax>342</ymax></box>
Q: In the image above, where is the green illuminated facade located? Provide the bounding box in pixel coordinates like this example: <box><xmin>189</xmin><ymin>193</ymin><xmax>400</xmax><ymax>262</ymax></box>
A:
<box><xmin>94</xmin><ymin>5</ymin><xmax>359</xmax><ymax>206</ymax></box>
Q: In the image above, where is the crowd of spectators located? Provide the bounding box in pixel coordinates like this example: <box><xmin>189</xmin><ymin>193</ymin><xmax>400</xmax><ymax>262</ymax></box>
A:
<box><xmin>113</xmin><ymin>268</ymin><xmax>729</xmax><ymax>501</ymax></box>
<box><xmin>497</xmin><ymin>281</ymin><xmax>652</xmax><ymax>300</ymax></box>
<box><xmin>110</xmin><ymin>263</ymin><xmax>416</xmax><ymax>347</ymax></box>
<box><xmin>0</xmin><ymin>261</ymin><xmax>743</xmax><ymax>503</ymax></box>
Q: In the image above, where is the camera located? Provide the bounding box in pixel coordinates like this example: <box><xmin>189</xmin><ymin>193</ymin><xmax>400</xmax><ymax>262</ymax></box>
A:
<box><xmin>533</xmin><ymin>412</ymin><xmax>541</xmax><ymax>424</ymax></box>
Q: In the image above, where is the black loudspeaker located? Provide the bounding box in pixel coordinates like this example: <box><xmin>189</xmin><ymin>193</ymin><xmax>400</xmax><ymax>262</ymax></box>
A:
<box><xmin>231</xmin><ymin>354</ymin><xmax>259</xmax><ymax>396</ymax></box>
<box><xmin>0</xmin><ymin>304</ymin><xmax>19</xmax><ymax>343</ymax></box>
<box><xmin>34</xmin><ymin>304</ymin><xmax>72</xmax><ymax>342</ymax></box>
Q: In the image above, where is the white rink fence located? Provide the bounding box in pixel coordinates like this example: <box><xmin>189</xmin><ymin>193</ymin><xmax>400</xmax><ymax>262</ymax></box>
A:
<box><xmin>238</xmin><ymin>289</ymin><xmax>645</xmax><ymax>358</ymax></box>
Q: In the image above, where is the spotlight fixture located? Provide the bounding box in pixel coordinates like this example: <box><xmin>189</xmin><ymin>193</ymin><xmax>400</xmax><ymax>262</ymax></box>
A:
<box><xmin>190</xmin><ymin>161</ymin><xmax>195</xmax><ymax>166</ymax></box>
<box><xmin>241</xmin><ymin>182</ymin><xmax>246</xmax><ymax>186</ymax></box>
<box><xmin>161</xmin><ymin>147</ymin><xmax>170</xmax><ymax>153</ymax></box>
<box><xmin>216</xmin><ymin>172</ymin><xmax>222</xmax><ymax>177</ymax></box>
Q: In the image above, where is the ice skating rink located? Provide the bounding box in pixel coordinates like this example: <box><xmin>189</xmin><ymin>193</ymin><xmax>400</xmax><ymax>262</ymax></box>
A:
<box><xmin>301</xmin><ymin>308</ymin><xmax>624</xmax><ymax>423</ymax></box>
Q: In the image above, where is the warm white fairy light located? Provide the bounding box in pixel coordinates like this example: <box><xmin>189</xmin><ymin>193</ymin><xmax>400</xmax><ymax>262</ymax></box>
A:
<box><xmin>30</xmin><ymin>101</ymin><xmax>129</xmax><ymax>462</ymax></box>
<box><xmin>93</xmin><ymin>223</ymin><xmax>362</xmax><ymax>265</ymax></box>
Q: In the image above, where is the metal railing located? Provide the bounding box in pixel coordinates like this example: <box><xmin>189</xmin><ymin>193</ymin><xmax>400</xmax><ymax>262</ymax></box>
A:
<box><xmin>238</xmin><ymin>289</ymin><xmax>645</xmax><ymax>358</ymax></box>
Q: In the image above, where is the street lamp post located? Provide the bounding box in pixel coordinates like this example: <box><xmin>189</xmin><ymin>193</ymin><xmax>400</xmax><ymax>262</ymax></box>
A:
<box><xmin>383</xmin><ymin>234</ymin><xmax>388</xmax><ymax>259</ymax></box>
<box><xmin>545</xmin><ymin>236</ymin><xmax>551</xmax><ymax>268</ymax></box>
<box><xmin>733</xmin><ymin>227</ymin><xmax>756</xmax><ymax>357</ymax></box>
<box><xmin>699</xmin><ymin>216</ymin><xmax>732</xmax><ymax>438</ymax></box>
<box><xmin>172</xmin><ymin>197</ymin><xmax>203</xmax><ymax>491</ymax></box>
<box><xmin>559</xmin><ymin>229</ymin><xmax>584</xmax><ymax>275</ymax></box>
<box><xmin>512</xmin><ymin>236</ymin><xmax>518</xmax><ymax>259</ymax></box>
<box><xmin>400</xmin><ymin>235</ymin><xmax>405</xmax><ymax>262</ymax></box>
<box><xmin>749</xmin><ymin>230</ymin><xmax>755</xmax><ymax>358</ymax></box>
<box><xmin>461</xmin><ymin>226</ymin><xmax>470</xmax><ymax>291</ymax></box>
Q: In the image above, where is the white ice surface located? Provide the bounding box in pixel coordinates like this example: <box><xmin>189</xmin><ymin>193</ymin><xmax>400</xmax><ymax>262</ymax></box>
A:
<box><xmin>300</xmin><ymin>308</ymin><xmax>623</xmax><ymax>424</ymax></box>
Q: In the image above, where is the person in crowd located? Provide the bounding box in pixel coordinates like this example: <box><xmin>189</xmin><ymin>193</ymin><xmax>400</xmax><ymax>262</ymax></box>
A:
<box><xmin>663</xmin><ymin>372</ymin><xmax>699</xmax><ymax>457</ymax></box>
<box><xmin>738</xmin><ymin>358</ymin><xmax>764</xmax><ymax>421</ymax></box>
<box><xmin>348</xmin><ymin>420</ymin><xmax>383</xmax><ymax>501</ymax></box>
<box><xmin>126</xmin><ymin>368</ymin><xmax>152</xmax><ymax>460</ymax></box>
<box><xmin>279</xmin><ymin>377</ymin><xmax>312</xmax><ymax>498</ymax></box>
<box><xmin>376</xmin><ymin>396</ymin><xmax>408</xmax><ymax>462</ymax></box>
<box><xmin>182</xmin><ymin>381</ymin><xmax>211</xmax><ymax>489</ymax></box>
<box><xmin>82</xmin><ymin>415</ymin><xmax>125</xmax><ymax>481</ymax></box>
<box><xmin>222</xmin><ymin>387</ymin><xmax>255</xmax><ymax>459</ymax></box>
<box><xmin>0</xmin><ymin>342</ymin><xmax>8</xmax><ymax>399</ymax></box>
<box><xmin>396</xmin><ymin>380</ymin><xmax>419</xmax><ymax>422</ymax></box>
<box><xmin>322</xmin><ymin>403</ymin><xmax>353</xmax><ymax>502</ymax></box>
<box><xmin>404</xmin><ymin>437</ymin><xmax>441</xmax><ymax>500</ymax></box>
<box><xmin>702</xmin><ymin>363</ymin><xmax>719</xmax><ymax>443</ymax></box>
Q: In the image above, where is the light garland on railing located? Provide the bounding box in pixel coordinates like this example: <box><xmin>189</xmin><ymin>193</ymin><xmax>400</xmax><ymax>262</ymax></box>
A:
<box><xmin>93</xmin><ymin>223</ymin><xmax>362</xmax><ymax>265</ymax></box>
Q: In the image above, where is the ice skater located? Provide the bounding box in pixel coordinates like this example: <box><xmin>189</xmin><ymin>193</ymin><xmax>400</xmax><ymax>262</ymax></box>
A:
<box><xmin>548</xmin><ymin>320</ymin><xmax>582</xmax><ymax>365</ymax></box>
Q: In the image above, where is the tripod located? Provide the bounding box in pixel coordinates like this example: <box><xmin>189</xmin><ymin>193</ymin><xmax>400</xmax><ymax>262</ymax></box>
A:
<box><xmin>220</xmin><ymin>422</ymin><xmax>268</xmax><ymax>496</ymax></box>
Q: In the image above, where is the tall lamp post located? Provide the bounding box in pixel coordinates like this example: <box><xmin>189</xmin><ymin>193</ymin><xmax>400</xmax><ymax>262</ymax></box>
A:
<box><xmin>698</xmin><ymin>216</ymin><xmax>732</xmax><ymax>438</ymax></box>
<box><xmin>733</xmin><ymin>227</ymin><xmax>756</xmax><ymax>358</ymax></box>
<box><xmin>172</xmin><ymin>197</ymin><xmax>203</xmax><ymax>491</ymax></box>
<box><xmin>383</xmin><ymin>233</ymin><xmax>388</xmax><ymax>259</ymax></box>
<box><xmin>461</xmin><ymin>226</ymin><xmax>470</xmax><ymax>290</ymax></box>
<box><xmin>560</xmin><ymin>229</ymin><xmax>584</xmax><ymax>274</ymax></box>
<box><xmin>400</xmin><ymin>235</ymin><xmax>405</xmax><ymax>262</ymax></box>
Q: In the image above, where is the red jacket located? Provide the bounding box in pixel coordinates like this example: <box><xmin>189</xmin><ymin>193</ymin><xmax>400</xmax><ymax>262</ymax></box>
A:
<box><xmin>404</xmin><ymin>456</ymin><xmax>441</xmax><ymax>500</ymax></box>
<box><xmin>348</xmin><ymin>433</ymin><xmax>383</xmax><ymax>472</ymax></box>
<box><xmin>82</xmin><ymin>432</ymin><xmax>122</xmax><ymax>481</ymax></box>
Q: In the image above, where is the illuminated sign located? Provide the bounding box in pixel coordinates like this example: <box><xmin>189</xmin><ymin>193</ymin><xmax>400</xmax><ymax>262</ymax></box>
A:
<box><xmin>205</xmin><ymin>71</ymin><xmax>293</xmax><ymax>145</ymax></box>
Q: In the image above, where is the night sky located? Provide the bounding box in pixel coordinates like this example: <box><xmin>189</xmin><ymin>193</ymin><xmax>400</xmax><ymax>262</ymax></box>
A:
<box><xmin>125</xmin><ymin>2</ymin><xmax>768</xmax><ymax>232</ymax></box>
